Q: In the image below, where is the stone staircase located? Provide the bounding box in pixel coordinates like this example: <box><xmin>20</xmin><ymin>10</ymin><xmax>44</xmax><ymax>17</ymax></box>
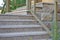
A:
<box><xmin>0</xmin><ymin>12</ymin><xmax>51</xmax><ymax>40</ymax></box>
<box><xmin>0</xmin><ymin>2</ymin><xmax>56</xmax><ymax>40</ymax></box>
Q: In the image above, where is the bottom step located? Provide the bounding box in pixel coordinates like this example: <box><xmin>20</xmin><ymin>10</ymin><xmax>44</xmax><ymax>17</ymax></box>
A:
<box><xmin>0</xmin><ymin>38</ymin><xmax>52</xmax><ymax>40</ymax></box>
<box><xmin>0</xmin><ymin>31</ymin><xmax>48</xmax><ymax>37</ymax></box>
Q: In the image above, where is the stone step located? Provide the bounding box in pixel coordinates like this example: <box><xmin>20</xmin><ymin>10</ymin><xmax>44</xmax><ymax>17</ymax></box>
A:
<box><xmin>0</xmin><ymin>31</ymin><xmax>48</xmax><ymax>37</ymax></box>
<box><xmin>0</xmin><ymin>14</ymin><xmax>32</xmax><ymax>16</ymax></box>
<box><xmin>0</xmin><ymin>38</ymin><xmax>51</xmax><ymax>40</ymax></box>
<box><xmin>0</xmin><ymin>15</ymin><xmax>34</xmax><ymax>19</ymax></box>
<box><xmin>0</xmin><ymin>25</ymin><xmax>41</xmax><ymax>28</ymax></box>
<box><xmin>6</xmin><ymin>12</ymin><xmax>27</xmax><ymax>15</ymax></box>
<box><xmin>0</xmin><ymin>37</ymin><xmax>51</xmax><ymax>40</ymax></box>
<box><xmin>0</xmin><ymin>19</ymin><xmax>36</xmax><ymax>22</ymax></box>
<box><xmin>6</xmin><ymin>9</ymin><xmax>29</xmax><ymax>15</ymax></box>
<box><xmin>0</xmin><ymin>27</ymin><xmax>43</xmax><ymax>33</ymax></box>
<box><xmin>33</xmin><ymin>39</ymin><xmax>52</xmax><ymax>40</ymax></box>
<box><xmin>0</xmin><ymin>21</ymin><xmax>39</xmax><ymax>25</ymax></box>
<box><xmin>0</xmin><ymin>20</ymin><xmax>39</xmax><ymax>25</ymax></box>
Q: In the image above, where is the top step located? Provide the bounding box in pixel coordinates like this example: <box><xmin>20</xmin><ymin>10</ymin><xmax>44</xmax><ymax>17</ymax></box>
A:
<box><xmin>0</xmin><ymin>14</ymin><xmax>32</xmax><ymax>16</ymax></box>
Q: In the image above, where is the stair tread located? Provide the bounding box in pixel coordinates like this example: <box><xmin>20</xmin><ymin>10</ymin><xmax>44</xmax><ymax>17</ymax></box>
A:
<box><xmin>0</xmin><ymin>19</ymin><xmax>36</xmax><ymax>21</ymax></box>
<box><xmin>0</xmin><ymin>16</ymin><xmax>34</xmax><ymax>19</ymax></box>
<box><xmin>33</xmin><ymin>39</ymin><xmax>52</xmax><ymax>40</ymax></box>
<box><xmin>0</xmin><ymin>31</ymin><xmax>48</xmax><ymax>37</ymax></box>
<box><xmin>0</xmin><ymin>14</ymin><xmax>32</xmax><ymax>16</ymax></box>
<box><xmin>0</xmin><ymin>25</ymin><xmax>41</xmax><ymax>28</ymax></box>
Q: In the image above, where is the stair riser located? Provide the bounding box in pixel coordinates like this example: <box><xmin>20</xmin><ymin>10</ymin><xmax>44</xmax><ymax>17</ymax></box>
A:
<box><xmin>0</xmin><ymin>27</ymin><xmax>43</xmax><ymax>33</ymax></box>
<box><xmin>0</xmin><ymin>21</ymin><xmax>38</xmax><ymax>25</ymax></box>
<box><xmin>0</xmin><ymin>35</ymin><xmax>49</xmax><ymax>40</ymax></box>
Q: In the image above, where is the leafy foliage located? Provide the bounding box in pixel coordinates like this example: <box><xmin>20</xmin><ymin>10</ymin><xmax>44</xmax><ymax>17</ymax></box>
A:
<box><xmin>1</xmin><ymin>0</ymin><xmax>26</xmax><ymax>13</ymax></box>
<box><xmin>10</xmin><ymin>0</ymin><xmax>26</xmax><ymax>10</ymax></box>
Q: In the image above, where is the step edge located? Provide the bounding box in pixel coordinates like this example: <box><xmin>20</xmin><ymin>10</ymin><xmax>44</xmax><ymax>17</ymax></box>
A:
<box><xmin>0</xmin><ymin>19</ymin><xmax>36</xmax><ymax>21</ymax></box>
<box><xmin>0</xmin><ymin>25</ymin><xmax>41</xmax><ymax>28</ymax></box>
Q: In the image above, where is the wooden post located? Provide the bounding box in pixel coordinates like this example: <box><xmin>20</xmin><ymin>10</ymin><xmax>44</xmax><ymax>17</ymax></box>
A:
<box><xmin>6</xmin><ymin>0</ymin><xmax>10</xmax><ymax>12</ymax></box>
<box><xmin>32</xmin><ymin>0</ymin><xmax>36</xmax><ymax>14</ymax></box>
<box><xmin>52</xmin><ymin>0</ymin><xmax>58</xmax><ymax>40</ymax></box>
<box><xmin>29</xmin><ymin>0</ymin><xmax>31</xmax><ymax>10</ymax></box>
<box><xmin>26</xmin><ymin>0</ymin><xmax>29</xmax><ymax>11</ymax></box>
